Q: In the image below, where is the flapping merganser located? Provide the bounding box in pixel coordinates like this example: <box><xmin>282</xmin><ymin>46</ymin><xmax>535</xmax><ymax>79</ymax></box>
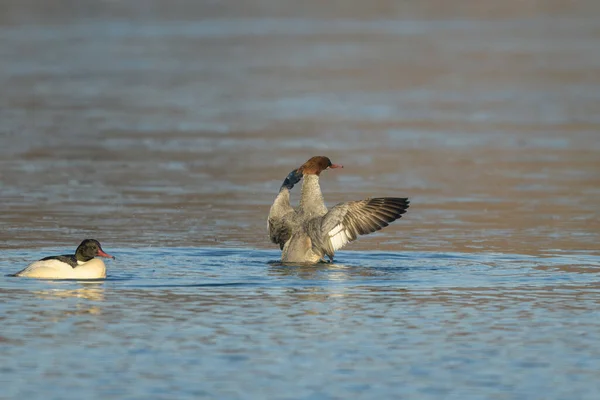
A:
<box><xmin>13</xmin><ymin>239</ymin><xmax>115</xmax><ymax>279</ymax></box>
<box><xmin>268</xmin><ymin>156</ymin><xmax>409</xmax><ymax>263</ymax></box>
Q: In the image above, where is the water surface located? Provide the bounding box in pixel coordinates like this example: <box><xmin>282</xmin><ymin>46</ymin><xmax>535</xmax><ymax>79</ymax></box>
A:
<box><xmin>2</xmin><ymin>248</ymin><xmax>600</xmax><ymax>399</ymax></box>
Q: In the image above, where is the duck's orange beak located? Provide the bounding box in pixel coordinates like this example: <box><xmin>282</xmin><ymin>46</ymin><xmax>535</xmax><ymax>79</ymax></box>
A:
<box><xmin>330</xmin><ymin>163</ymin><xmax>343</xmax><ymax>169</ymax></box>
<box><xmin>97</xmin><ymin>249</ymin><xmax>115</xmax><ymax>259</ymax></box>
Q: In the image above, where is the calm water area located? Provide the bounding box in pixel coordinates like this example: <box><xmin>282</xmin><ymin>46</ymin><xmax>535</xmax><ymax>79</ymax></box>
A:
<box><xmin>1</xmin><ymin>1</ymin><xmax>599</xmax><ymax>398</ymax></box>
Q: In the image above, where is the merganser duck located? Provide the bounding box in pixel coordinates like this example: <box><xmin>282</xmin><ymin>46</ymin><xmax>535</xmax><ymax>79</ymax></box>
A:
<box><xmin>13</xmin><ymin>239</ymin><xmax>115</xmax><ymax>279</ymax></box>
<box><xmin>268</xmin><ymin>156</ymin><xmax>410</xmax><ymax>263</ymax></box>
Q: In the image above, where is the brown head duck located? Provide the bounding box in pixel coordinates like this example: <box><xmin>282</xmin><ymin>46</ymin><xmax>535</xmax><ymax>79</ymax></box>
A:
<box><xmin>268</xmin><ymin>156</ymin><xmax>409</xmax><ymax>263</ymax></box>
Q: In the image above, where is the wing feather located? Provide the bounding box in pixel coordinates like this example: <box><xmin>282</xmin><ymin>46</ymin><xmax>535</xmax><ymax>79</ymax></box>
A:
<box><xmin>268</xmin><ymin>189</ymin><xmax>295</xmax><ymax>249</ymax></box>
<box><xmin>320</xmin><ymin>197</ymin><xmax>410</xmax><ymax>257</ymax></box>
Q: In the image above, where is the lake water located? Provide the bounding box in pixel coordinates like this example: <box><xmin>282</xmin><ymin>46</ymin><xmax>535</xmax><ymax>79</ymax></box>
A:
<box><xmin>2</xmin><ymin>248</ymin><xmax>600</xmax><ymax>399</ymax></box>
<box><xmin>1</xmin><ymin>0</ymin><xmax>600</xmax><ymax>399</ymax></box>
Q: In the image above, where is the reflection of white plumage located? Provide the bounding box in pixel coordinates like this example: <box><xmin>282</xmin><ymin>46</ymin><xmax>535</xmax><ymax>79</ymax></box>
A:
<box><xmin>13</xmin><ymin>239</ymin><xmax>115</xmax><ymax>279</ymax></box>
<box><xmin>268</xmin><ymin>156</ymin><xmax>410</xmax><ymax>263</ymax></box>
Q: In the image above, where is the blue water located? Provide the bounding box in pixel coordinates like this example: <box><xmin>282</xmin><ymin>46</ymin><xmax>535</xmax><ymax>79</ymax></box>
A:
<box><xmin>2</xmin><ymin>248</ymin><xmax>599</xmax><ymax>399</ymax></box>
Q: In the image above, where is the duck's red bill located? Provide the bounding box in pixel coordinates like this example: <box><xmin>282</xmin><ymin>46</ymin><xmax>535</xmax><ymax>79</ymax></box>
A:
<box><xmin>330</xmin><ymin>164</ymin><xmax>343</xmax><ymax>169</ymax></box>
<box><xmin>98</xmin><ymin>249</ymin><xmax>115</xmax><ymax>259</ymax></box>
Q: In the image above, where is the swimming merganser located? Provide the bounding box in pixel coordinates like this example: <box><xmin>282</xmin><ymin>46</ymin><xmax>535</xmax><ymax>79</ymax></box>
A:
<box><xmin>268</xmin><ymin>156</ymin><xmax>409</xmax><ymax>263</ymax></box>
<box><xmin>13</xmin><ymin>239</ymin><xmax>115</xmax><ymax>279</ymax></box>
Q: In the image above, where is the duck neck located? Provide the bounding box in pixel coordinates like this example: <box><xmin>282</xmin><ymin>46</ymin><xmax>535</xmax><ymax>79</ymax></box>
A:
<box><xmin>75</xmin><ymin>249</ymin><xmax>93</xmax><ymax>262</ymax></box>
<box><xmin>300</xmin><ymin>174</ymin><xmax>327</xmax><ymax>216</ymax></box>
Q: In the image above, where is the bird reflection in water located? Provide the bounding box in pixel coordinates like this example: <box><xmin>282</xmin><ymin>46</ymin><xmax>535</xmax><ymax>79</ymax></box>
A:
<box><xmin>33</xmin><ymin>283</ymin><xmax>105</xmax><ymax>316</ymax></box>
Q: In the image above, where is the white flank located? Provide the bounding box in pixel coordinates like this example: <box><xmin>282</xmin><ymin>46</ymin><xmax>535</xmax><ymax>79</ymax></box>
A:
<box><xmin>14</xmin><ymin>258</ymin><xmax>107</xmax><ymax>279</ymax></box>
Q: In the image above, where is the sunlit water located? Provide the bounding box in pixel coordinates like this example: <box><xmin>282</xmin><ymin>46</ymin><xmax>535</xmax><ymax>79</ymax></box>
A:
<box><xmin>2</xmin><ymin>248</ymin><xmax>600</xmax><ymax>399</ymax></box>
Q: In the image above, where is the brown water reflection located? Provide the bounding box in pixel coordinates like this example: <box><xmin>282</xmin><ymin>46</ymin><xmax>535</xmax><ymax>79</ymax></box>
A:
<box><xmin>1</xmin><ymin>0</ymin><xmax>599</xmax><ymax>256</ymax></box>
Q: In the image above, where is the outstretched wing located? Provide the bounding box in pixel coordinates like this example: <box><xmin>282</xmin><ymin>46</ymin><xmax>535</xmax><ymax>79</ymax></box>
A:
<box><xmin>268</xmin><ymin>169</ymin><xmax>304</xmax><ymax>249</ymax></box>
<box><xmin>268</xmin><ymin>189</ymin><xmax>295</xmax><ymax>250</ymax></box>
<box><xmin>319</xmin><ymin>197</ymin><xmax>410</xmax><ymax>258</ymax></box>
